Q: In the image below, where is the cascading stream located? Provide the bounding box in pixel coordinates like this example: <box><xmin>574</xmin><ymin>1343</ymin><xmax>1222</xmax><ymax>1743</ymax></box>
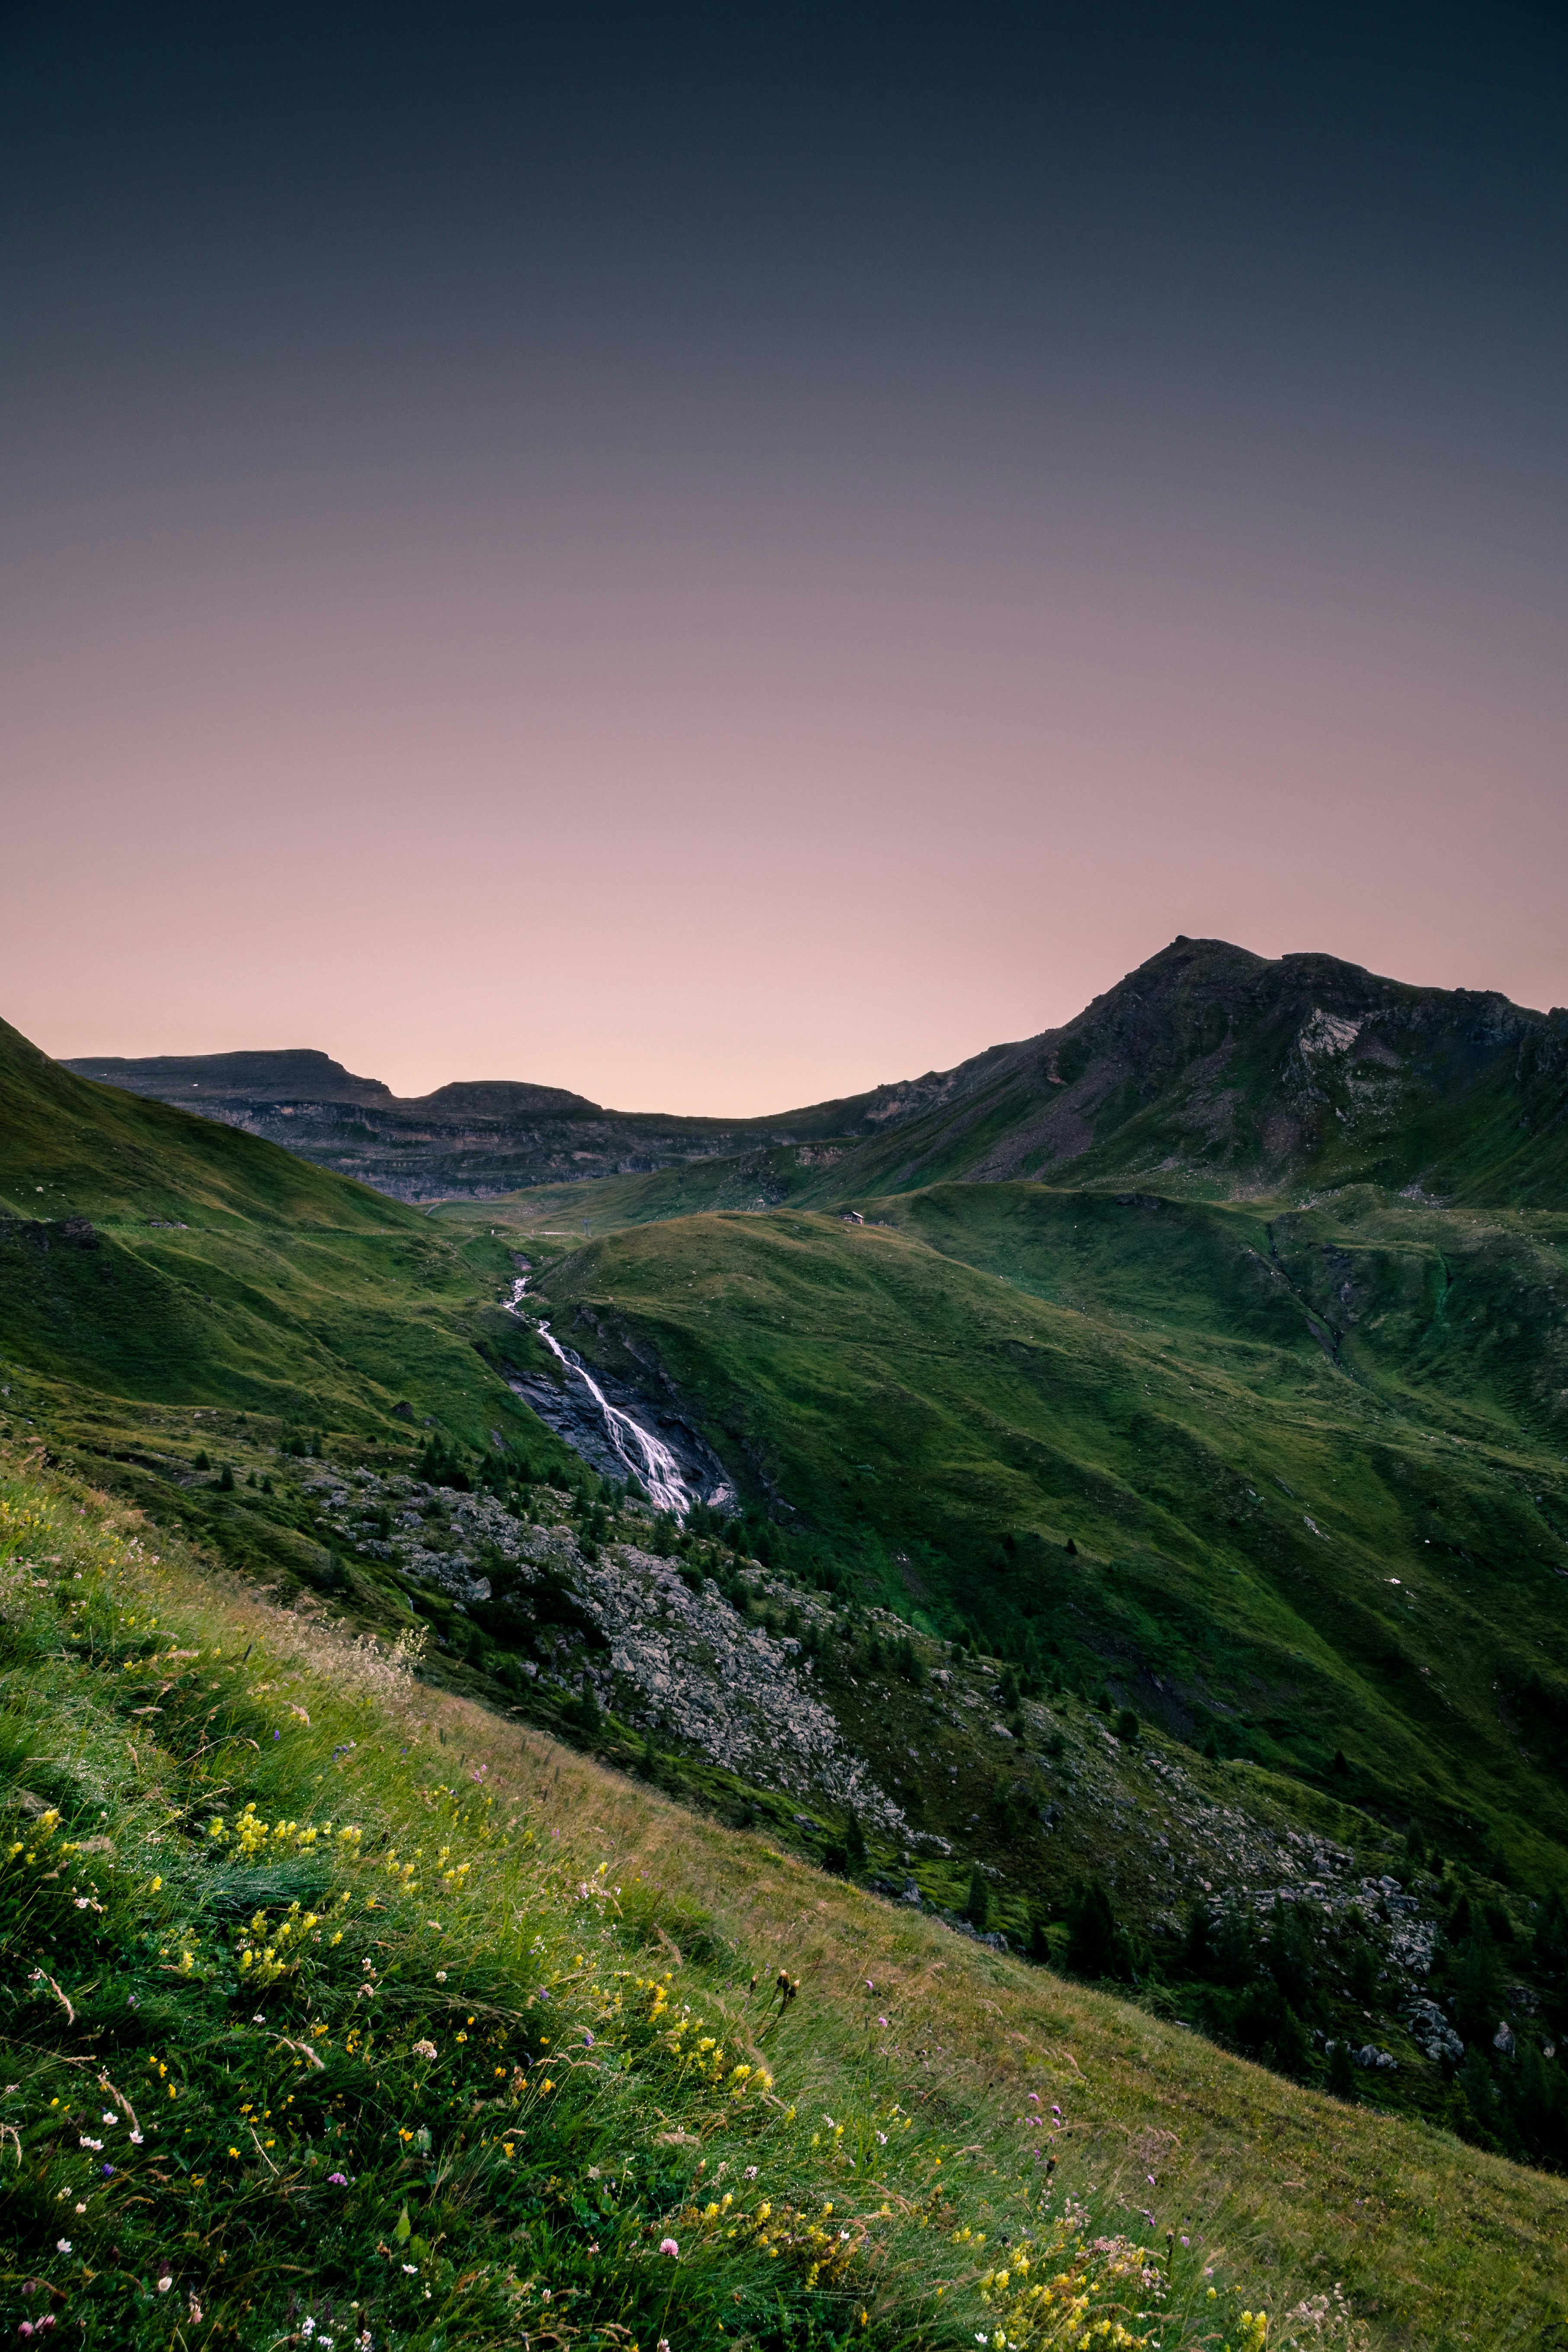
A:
<box><xmin>503</xmin><ymin>1275</ymin><xmax>694</xmax><ymax>1517</ymax></box>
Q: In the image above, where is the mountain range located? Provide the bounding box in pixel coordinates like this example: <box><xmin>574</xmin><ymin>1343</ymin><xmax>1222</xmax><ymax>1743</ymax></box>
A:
<box><xmin>66</xmin><ymin>935</ymin><xmax>1568</xmax><ymax>1206</ymax></box>
<box><xmin>6</xmin><ymin>932</ymin><xmax>1568</xmax><ymax>2188</ymax></box>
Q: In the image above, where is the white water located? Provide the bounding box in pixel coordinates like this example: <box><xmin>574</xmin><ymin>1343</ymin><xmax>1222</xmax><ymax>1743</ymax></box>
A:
<box><xmin>504</xmin><ymin>1275</ymin><xmax>696</xmax><ymax>1517</ymax></box>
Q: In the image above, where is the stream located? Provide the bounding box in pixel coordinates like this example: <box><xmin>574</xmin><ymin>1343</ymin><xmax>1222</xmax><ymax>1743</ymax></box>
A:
<box><xmin>503</xmin><ymin>1275</ymin><xmax>698</xmax><ymax>1517</ymax></box>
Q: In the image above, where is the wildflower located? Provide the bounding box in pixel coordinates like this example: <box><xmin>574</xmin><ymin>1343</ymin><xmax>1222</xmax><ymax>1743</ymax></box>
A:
<box><xmin>157</xmin><ymin>2275</ymin><xmax>174</xmax><ymax>2294</ymax></box>
<box><xmin>102</xmin><ymin>2112</ymin><xmax>117</xmax><ymax>2125</ymax></box>
<box><xmin>328</xmin><ymin>2172</ymin><xmax>349</xmax><ymax>2186</ymax></box>
<box><xmin>100</xmin><ymin>2163</ymin><xmax>114</xmax><ymax>2177</ymax></box>
<box><xmin>402</xmin><ymin>2263</ymin><xmax>418</xmax><ymax>2275</ymax></box>
<box><xmin>79</xmin><ymin>2136</ymin><xmax>102</xmax><ymax>2150</ymax></box>
<box><xmin>659</xmin><ymin>2237</ymin><xmax>679</xmax><ymax>2257</ymax></box>
<box><xmin>56</xmin><ymin>2240</ymin><xmax>71</xmax><ymax>2255</ymax></box>
<box><xmin>412</xmin><ymin>2039</ymin><xmax>438</xmax><ymax>2061</ymax></box>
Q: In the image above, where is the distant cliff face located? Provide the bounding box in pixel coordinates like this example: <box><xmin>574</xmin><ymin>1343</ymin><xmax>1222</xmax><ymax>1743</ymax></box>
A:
<box><xmin>64</xmin><ymin>937</ymin><xmax>1568</xmax><ymax>1206</ymax></box>
<box><xmin>60</xmin><ymin>1046</ymin><xmax>789</xmax><ymax>1200</ymax></box>
<box><xmin>65</xmin><ymin>1047</ymin><xmax>399</xmax><ymax>1107</ymax></box>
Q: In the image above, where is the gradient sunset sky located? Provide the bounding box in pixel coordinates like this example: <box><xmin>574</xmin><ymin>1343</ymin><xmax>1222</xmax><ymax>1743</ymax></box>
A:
<box><xmin>4</xmin><ymin>3</ymin><xmax>1565</xmax><ymax>1112</ymax></box>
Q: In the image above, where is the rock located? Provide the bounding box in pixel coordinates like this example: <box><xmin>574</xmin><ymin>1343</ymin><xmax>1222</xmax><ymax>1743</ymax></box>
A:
<box><xmin>1406</xmin><ymin>1998</ymin><xmax>1463</xmax><ymax>2063</ymax></box>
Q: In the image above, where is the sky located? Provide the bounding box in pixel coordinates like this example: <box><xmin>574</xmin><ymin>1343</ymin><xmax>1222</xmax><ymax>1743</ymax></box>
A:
<box><xmin>3</xmin><ymin>3</ymin><xmax>1565</xmax><ymax>1112</ymax></box>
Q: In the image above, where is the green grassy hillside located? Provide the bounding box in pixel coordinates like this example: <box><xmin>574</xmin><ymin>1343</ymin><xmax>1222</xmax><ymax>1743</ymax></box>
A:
<box><xmin>5</xmin><ymin>1445</ymin><xmax>1567</xmax><ymax>2351</ymax></box>
<box><xmin>10</xmin><ymin>1001</ymin><xmax>1568</xmax><ymax>2241</ymax></box>
<box><xmin>528</xmin><ymin>1194</ymin><xmax>1568</xmax><ymax>1888</ymax></box>
<box><xmin>0</xmin><ymin>1015</ymin><xmax>570</xmax><ymax>1453</ymax></box>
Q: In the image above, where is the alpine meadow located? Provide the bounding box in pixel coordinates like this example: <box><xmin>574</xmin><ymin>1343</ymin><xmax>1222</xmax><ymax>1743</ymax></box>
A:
<box><xmin>3</xmin><ymin>937</ymin><xmax>1568</xmax><ymax>2349</ymax></box>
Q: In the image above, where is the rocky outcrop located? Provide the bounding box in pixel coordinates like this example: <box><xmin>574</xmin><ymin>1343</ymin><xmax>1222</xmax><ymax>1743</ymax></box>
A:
<box><xmin>305</xmin><ymin>1471</ymin><xmax>905</xmax><ymax>1832</ymax></box>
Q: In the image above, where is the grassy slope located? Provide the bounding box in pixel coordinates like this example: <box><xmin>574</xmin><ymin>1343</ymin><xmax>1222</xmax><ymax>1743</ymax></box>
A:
<box><xmin>7</xmin><ymin>1011</ymin><xmax>1568</xmax><ymax>2316</ymax></box>
<box><xmin>3</xmin><ymin>1448</ymin><xmax>1565</xmax><ymax>2352</ymax></box>
<box><xmin>526</xmin><ymin>1194</ymin><xmax>1568</xmax><ymax>1887</ymax></box>
<box><xmin>0</xmin><ymin>1016</ymin><xmax>573</xmax><ymax>1456</ymax></box>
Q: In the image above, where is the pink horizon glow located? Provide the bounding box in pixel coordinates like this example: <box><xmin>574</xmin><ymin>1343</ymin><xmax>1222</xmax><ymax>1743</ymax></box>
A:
<box><xmin>6</xmin><ymin>479</ymin><xmax>1564</xmax><ymax>1114</ymax></box>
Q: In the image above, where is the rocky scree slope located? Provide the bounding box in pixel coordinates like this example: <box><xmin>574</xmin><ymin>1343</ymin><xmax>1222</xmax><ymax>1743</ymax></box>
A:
<box><xmin>261</xmin><ymin>1442</ymin><xmax>1524</xmax><ymax>2149</ymax></box>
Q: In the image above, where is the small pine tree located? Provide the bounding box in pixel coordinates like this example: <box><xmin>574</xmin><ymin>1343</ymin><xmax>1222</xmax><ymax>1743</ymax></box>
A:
<box><xmin>573</xmin><ymin>1683</ymin><xmax>602</xmax><ymax>1734</ymax></box>
<box><xmin>963</xmin><ymin>1867</ymin><xmax>992</xmax><ymax>1933</ymax></box>
<box><xmin>1065</xmin><ymin>1878</ymin><xmax>1133</xmax><ymax>1983</ymax></box>
<box><xmin>1116</xmin><ymin>1708</ymin><xmax>1139</xmax><ymax>1743</ymax></box>
<box><xmin>1533</xmin><ymin>1886</ymin><xmax>1568</xmax><ymax>1976</ymax></box>
<box><xmin>194</xmin><ymin>1450</ymin><xmax>210</xmax><ymax>1472</ymax></box>
<box><xmin>1327</xmin><ymin>2039</ymin><xmax>1358</xmax><ymax>2102</ymax></box>
<box><xmin>1330</xmin><ymin>1747</ymin><xmax>1350</xmax><ymax>1775</ymax></box>
<box><xmin>845</xmin><ymin>1812</ymin><xmax>868</xmax><ymax>1875</ymax></box>
<box><xmin>218</xmin><ymin>1464</ymin><xmax>234</xmax><ymax>1491</ymax></box>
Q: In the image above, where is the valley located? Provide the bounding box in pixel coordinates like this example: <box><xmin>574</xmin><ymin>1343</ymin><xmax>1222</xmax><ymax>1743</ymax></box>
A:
<box><xmin>6</xmin><ymin>937</ymin><xmax>1568</xmax><ymax>2296</ymax></box>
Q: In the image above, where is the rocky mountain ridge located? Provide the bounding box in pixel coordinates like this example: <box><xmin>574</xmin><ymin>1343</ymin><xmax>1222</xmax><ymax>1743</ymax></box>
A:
<box><xmin>66</xmin><ymin>935</ymin><xmax>1568</xmax><ymax>1206</ymax></box>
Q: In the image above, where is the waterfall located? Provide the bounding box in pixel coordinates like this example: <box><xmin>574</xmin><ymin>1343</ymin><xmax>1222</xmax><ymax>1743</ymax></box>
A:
<box><xmin>503</xmin><ymin>1275</ymin><xmax>696</xmax><ymax>1517</ymax></box>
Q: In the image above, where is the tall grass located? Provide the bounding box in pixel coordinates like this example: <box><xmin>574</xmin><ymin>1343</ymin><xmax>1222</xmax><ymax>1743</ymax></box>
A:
<box><xmin>0</xmin><ymin>1452</ymin><xmax>1516</xmax><ymax>2347</ymax></box>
